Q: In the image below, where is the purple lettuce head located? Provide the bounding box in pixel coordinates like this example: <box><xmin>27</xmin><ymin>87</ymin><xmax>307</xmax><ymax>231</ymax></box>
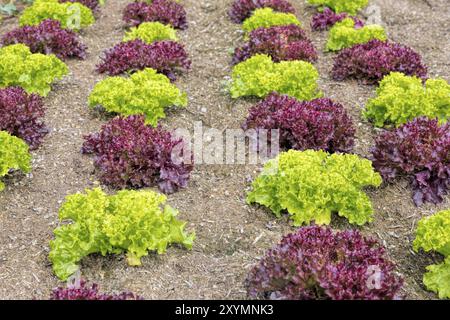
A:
<box><xmin>232</xmin><ymin>25</ymin><xmax>317</xmax><ymax>64</ymax></box>
<box><xmin>0</xmin><ymin>87</ymin><xmax>48</xmax><ymax>150</ymax></box>
<box><xmin>123</xmin><ymin>0</ymin><xmax>187</xmax><ymax>29</ymax></box>
<box><xmin>51</xmin><ymin>280</ymin><xmax>142</xmax><ymax>300</ymax></box>
<box><xmin>59</xmin><ymin>0</ymin><xmax>100</xmax><ymax>11</ymax></box>
<box><xmin>246</xmin><ymin>226</ymin><xmax>404</xmax><ymax>300</ymax></box>
<box><xmin>311</xmin><ymin>7</ymin><xmax>364</xmax><ymax>31</ymax></box>
<box><xmin>82</xmin><ymin>115</ymin><xmax>193</xmax><ymax>194</ymax></box>
<box><xmin>97</xmin><ymin>39</ymin><xmax>190</xmax><ymax>80</ymax></box>
<box><xmin>229</xmin><ymin>0</ymin><xmax>295</xmax><ymax>23</ymax></box>
<box><xmin>243</xmin><ymin>93</ymin><xmax>355</xmax><ymax>153</ymax></box>
<box><xmin>332</xmin><ymin>40</ymin><xmax>428</xmax><ymax>84</ymax></box>
<box><xmin>371</xmin><ymin>117</ymin><xmax>450</xmax><ymax>206</ymax></box>
<box><xmin>1</xmin><ymin>19</ymin><xmax>87</xmax><ymax>60</ymax></box>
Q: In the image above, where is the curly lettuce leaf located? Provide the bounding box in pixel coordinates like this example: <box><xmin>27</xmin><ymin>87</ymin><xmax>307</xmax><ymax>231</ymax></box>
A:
<box><xmin>230</xmin><ymin>54</ymin><xmax>322</xmax><ymax>101</ymax></box>
<box><xmin>19</xmin><ymin>0</ymin><xmax>95</xmax><ymax>31</ymax></box>
<box><xmin>414</xmin><ymin>210</ymin><xmax>450</xmax><ymax>256</ymax></box>
<box><xmin>423</xmin><ymin>256</ymin><xmax>450</xmax><ymax>299</ymax></box>
<box><xmin>242</xmin><ymin>8</ymin><xmax>301</xmax><ymax>34</ymax></box>
<box><xmin>326</xmin><ymin>18</ymin><xmax>386</xmax><ymax>52</ymax></box>
<box><xmin>0</xmin><ymin>131</ymin><xmax>31</xmax><ymax>191</ymax></box>
<box><xmin>307</xmin><ymin>0</ymin><xmax>369</xmax><ymax>15</ymax></box>
<box><xmin>0</xmin><ymin>44</ymin><xmax>68</xmax><ymax>96</ymax></box>
<box><xmin>49</xmin><ymin>187</ymin><xmax>195</xmax><ymax>280</ymax></box>
<box><xmin>364</xmin><ymin>73</ymin><xmax>450</xmax><ymax>127</ymax></box>
<box><xmin>123</xmin><ymin>21</ymin><xmax>178</xmax><ymax>44</ymax></box>
<box><xmin>247</xmin><ymin>150</ymin><xmax>382</xmax><ymax>226</ymax></box>
<box><xmin>88</xmin><ymin>68</ymin><xmax>187</xmax><ymax>126</ymax></box>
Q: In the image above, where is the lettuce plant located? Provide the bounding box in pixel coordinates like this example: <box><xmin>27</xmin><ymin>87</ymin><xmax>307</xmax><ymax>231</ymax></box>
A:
<box><xmin>230</xmin><ymin>54</ymin><xmax>322</xmax><ymax>101</ymax></box>
<box><xmin>97</xmin><ymin>39</ymin><xmax>190</xmax><ymax>80</ymax></box>
<box><xmin>0</xmin><ymin>131</ymin><xmax>31</xmax><ymax>191</ymax></box>
<box><xmin>364</xmin><ymin>72</ymin><xmax>450</xmax><ymax>127</ymax></box>
<box><xmin>49</xmin><ymin>187</ymin><xmax>195</xmax><ymax>280</ymax></box>
<box><xmin>371</xmin><ymin>117</ymin><xmax>449</xmax><ymax>206</ymax></box>
<box><xmin>332</xmin><ymin>40</ymin><xmax>427</xmax><ymax>84</ymax></box>
<box><xmin>59</xmin><ymin>0</ymin><xmax>101</xmax><ymax>11</ymax></box>
<box><xmin>311</xmin><ymin>7</ymin><xmax>364</xmax><ymax>31</ymax></box>
<box><xmin>0</xmin><ymin>87</ymin><xmax>48</xmax><ymax>150</ymax></box>
<box><xmin>229</xmin><ymin>0</ymin><xmax>295</xmax><ymax>23</ymax></box>
<box><xmin>82</xmin><ymin>115</ymin><xmax>193</xmax><ymax>193</ymax></box>
<box><xmin>1</xmin><ymin>19</ymin><xmax>87</xmax><ymax>60</ymax></box>
<box><xmin>88</xmin><ymin>68</ymin><xmax>187</xmax><ymax>126</ymax></box>
<box><xmin>123</xmin><ymin>0</ymin><xmax>187</xmax><ymax>29</ymax></box>
<box><xmin>415</xmin><ymin>210</ymin><xmax>450</xmax><ymax>257</ymax></box>
<box><xmin>0</xmin><ymin>44</ymin><xmax>68</xmax><ymax>96</ymax></box>
<box><xmin>326</xmin><ymin>18</ymin><xmax>387</xmax><ymax>52</ymax></box>
<box><xmin>247</xmin><ymin>150</ymin><xmax>382</xmax><ymax>226</ymax></box>
<box><xmin>51</xmin><ymin>279</ymin><xmax>141</xmax><ymax>300</ymax></box>
<box><xmin>414</xmin><ymin>210</ymin><xmax>450</xmax><ymax>299</ymax></box>
<box><xmin>243</xmin><ymin>93</ymin><xmax>355</xmax><ymax>153</ymax></box>
<box><xmin>19</xmin><ymin>0</ymin><xmax>95</xmax><ymax>31</ymax></box>
<box><xmin>242</xmin><ymin>8</ymin><xmax>301</xmax><ymax>34</ymax></box>
<box><xmin>247</xmin><ymin>226</ymin><xmax>403</xmax><ymax>300</ymax></box>
<box><xmin>233</xmin><ymin>25</ymin><xmax>317</xmax><ymax>64</ymax></box>
<box><xmin>123</xmin><ymin>21</ymin><xmax>178</xmax><ymax>44</ymax></box>
<box><xmin>307</xmin><ymin>0</ymin><xmax>369</xmax><ymax>15</ymax></box>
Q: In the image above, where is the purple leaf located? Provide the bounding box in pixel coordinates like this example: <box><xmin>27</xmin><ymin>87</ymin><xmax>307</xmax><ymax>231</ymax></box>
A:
<box><xmin>0</xmin><ymin>87</ymin><xmax>48</xmax><ymax>150</ymax></box>
<box><xmin>82</xmin><ymin>115</ymin><xmax>193</xmax><ymax>194</ymax></box>
<box><xmin>123</xmin><ymin>0</ymin><xmax>188</xmax><ymax>29</ymax></box>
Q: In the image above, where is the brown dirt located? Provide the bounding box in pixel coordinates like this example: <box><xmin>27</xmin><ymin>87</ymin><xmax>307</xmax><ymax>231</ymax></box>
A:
<box><xmin>0</xmin><ymin>0</ymin><xmax>449</xmax><ymax>300</ymax></box>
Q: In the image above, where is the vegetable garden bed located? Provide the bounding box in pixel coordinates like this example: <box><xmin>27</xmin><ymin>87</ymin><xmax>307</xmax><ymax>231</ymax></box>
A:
<box><xmin>0</xmin><ymin>0</ymin><xmax>449</xmax><ymax>300</ymax></box>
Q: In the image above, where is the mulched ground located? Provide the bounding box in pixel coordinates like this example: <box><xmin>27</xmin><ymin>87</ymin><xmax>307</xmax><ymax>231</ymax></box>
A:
<box><xmin>0</xmin><ymin>0</ymin><xmax>449</xmax><ymax>300</ymax></box>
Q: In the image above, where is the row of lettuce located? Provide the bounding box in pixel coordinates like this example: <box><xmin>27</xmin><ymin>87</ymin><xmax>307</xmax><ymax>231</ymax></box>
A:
<box><xmin>0</xmin><ymin>0</ymin><xmax>195</xmax><ymax>300</ymax></box>
<box><xmin>227</xmin><ymin>0</ymin><xmax>449</xmax><ymax>300</ymax></box>
<box><xmin>50</xmin><ymin>0</ymin><xmax>197</xmax><ymax>294</ymax></box>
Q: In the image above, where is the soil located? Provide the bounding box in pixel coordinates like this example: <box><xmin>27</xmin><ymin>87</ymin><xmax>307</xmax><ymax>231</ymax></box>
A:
<box><xmin>0</xmin><ymin>0</ymin><xmax>449</xmax><ymax>300</ymax></box>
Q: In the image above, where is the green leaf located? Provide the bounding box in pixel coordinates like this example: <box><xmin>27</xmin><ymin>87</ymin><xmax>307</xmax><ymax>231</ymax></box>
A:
<box><xmin>414</xmin><ymin>210</ymin><xmax>450</xmax><ymax>256</ymax></box>
<box><xmin>49</xmin><ymin>188</ymin><xmax>195</xmax><ymax>280</ymax></box>
<box><xmin>423</xmin><ymin>257</ymin><xmax>450</xmax><ymax>299</ymax></box>
<box><xmin>326</xmin><ymin>18</ymin><xmax>387</xmax><ymax>52</ymax></box>
<box><xmin>364</xmin><ymin>72</ymin><xmax>450</xmax><ymax>127</ymax></box>
<box><xmin>247</xmin><ymin>150</ymin><xmax>382</xmax><ymax>226</ymax></box>
<box><xmin>230</xmin><ymin>54</ymin><xmax>322</xmax><ymax>101</ymax></box>
<box><xmin>123</xmin><ymin>21</ymin><xmax>178</xmax><ymax>44</ymax></box>
<box><xmin>0</xmin><ymin>44</ymin><xmax>68</xmax><ymax>96</ymax></box>
<box><xmin>242</xmin><ymin>8</ymin><xmax>301</xmax><ymax>34</ymax></box>
<box><xmin>307</xmin><ymin>0</ymin><xmax>369</xmax><ymax>15</ymax></box>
